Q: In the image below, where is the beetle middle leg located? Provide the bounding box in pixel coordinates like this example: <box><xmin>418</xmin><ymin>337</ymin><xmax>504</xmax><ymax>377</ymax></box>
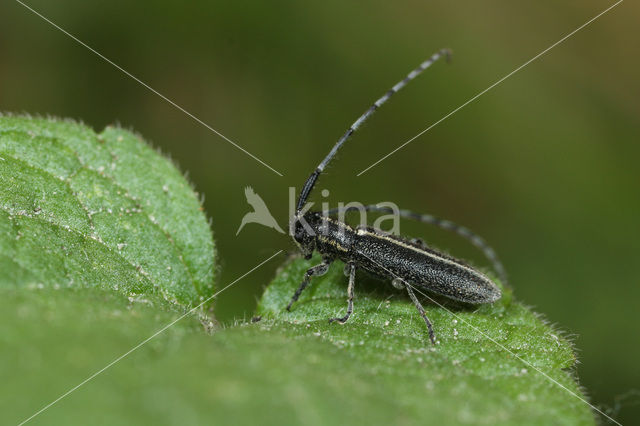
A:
<box><xmin>286</xmin><ymin>257</ymin><xmax>333</xmax><ymax>311</ymax></box>
<box><xmin>396</xmin><ymin>278</ymin><xmax>436</xmax><ymax>344</ymax></box>
<box><xmin>329</xmin><ymin>262</ymin><xmax>356</xmax><ymax>324</ymax></box>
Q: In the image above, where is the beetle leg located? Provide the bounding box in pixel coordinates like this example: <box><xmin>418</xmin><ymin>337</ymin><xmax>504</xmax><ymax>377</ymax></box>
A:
<box><xmin>286</xmin><ymin>257</ymin><xmax>333</xmax><ymax>311</ymax></box>
<box><xmin>410</xmin><ymin>237</ymin><xmax>426</xmax><ymax>247</ymax></box>
<box><xmin>392</xmin><ymin>277</ymin><xmax>405</xmax><ymax>290</ymax></box>
<box><xmin>343</xmin><ymin>263</ymin><xmax>351</xmax><ymax>277</ymax></box>
<box><xmin>329</xmin><ymin>262</ymin><xmax>356</xmax><ymax>324</ymax></box>
<box><xmin>404</xmin><ymin>282</ymin><xmax>436</xmax><ymax>344</ymax></box>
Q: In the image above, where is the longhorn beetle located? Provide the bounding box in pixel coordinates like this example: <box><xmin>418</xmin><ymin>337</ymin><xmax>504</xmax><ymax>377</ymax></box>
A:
<box><xmin>288</xmin><ymin>48</ymin><xmax>505</xmax><ymax>344</ymax></box>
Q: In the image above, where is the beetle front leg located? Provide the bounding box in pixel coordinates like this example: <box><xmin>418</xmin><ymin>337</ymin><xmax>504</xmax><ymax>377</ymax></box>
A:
<box><xmin>329</xmin><ymin>262</ymin><xmax>356</xmax><ymax>324</ymax></box>
<box><xmin>286</xmin><ymin>257</ymin><xmax>333</xmax><ymax>311</ymax></box>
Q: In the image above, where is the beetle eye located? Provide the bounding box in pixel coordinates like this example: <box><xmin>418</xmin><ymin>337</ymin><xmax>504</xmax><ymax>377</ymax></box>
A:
<box><xmin>293</xmin><ymin>222</ymin><xmax>305</xmax><ymax>242</ymax></box>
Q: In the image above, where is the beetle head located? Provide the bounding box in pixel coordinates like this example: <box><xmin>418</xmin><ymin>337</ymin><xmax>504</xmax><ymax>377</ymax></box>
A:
<box><xmin>292</xmin><ymin>212</ymin><xmax>319</xmax><ymax>259</ymax></box>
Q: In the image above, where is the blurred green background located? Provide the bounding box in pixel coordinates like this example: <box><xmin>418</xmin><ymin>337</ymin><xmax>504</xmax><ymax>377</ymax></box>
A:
<box><xmin>1</xmin><ymin>0</ymin><xmax>638</xmax><ymax>423</ymax></box>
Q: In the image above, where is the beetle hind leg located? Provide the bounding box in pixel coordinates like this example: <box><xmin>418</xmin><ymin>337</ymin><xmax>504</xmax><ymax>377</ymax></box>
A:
<box><xmin>404</xmin><ymin>282</ymin><xmax>436</xmax><ymax>344</ymax></box>
<box><xmin>329</xmin><ymin>262</ymin><xmax>356</xmax><ymax>324</ymax></box>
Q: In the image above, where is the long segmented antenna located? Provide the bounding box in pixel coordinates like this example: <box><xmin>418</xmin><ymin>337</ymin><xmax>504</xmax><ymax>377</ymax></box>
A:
<box><xmin>296</xmin><ymin>48</ymin><xmax>452</xmax><ymax>212</ymax></box>
<box><xmin>326</xmin><ymin>204</ymin><xmax>508</xmax><ymax>286</ymax></box>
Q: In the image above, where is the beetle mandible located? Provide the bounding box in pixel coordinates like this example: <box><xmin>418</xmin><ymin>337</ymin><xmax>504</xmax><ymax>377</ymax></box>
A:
<box><xmin>288</xmin><ymin>49</ymin><xmax>505</xmax><ymax>344</ymax></box>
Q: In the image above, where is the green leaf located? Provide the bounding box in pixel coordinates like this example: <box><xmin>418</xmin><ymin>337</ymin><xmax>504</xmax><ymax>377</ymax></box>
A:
<box><xmin>0</xmin><ymin>258</ymin><xmax>595</xmax><ymax>425</ymax></box>
<box><xmin>254</xmin><ymin>254</ymin><xmax>596</xmax><ymax>425</ymax></box>
<box><xmin>0</xmin><ymin>115</ymin><xmax>215</xmax><ymax>310</ymax></box>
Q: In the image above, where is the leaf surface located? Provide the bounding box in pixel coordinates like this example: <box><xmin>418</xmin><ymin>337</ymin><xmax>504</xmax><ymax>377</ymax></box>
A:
<box><xmin>0</xmin><ymin>115</ymin><xmax>215</xmax><ymax>309</ymax></box>
<box><xmin>255</xmin><ymin>254</ymin><xmax>596</xmax><ymax>425</ymax></box>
